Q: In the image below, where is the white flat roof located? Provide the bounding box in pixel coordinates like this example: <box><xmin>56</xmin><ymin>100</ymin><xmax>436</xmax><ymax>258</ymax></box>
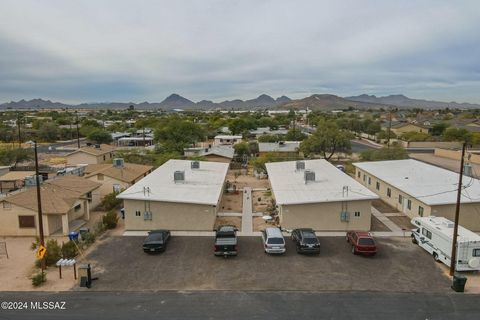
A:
<box><xmin>214</xmin><ymin>135</ymin><xmax>242</xmax><ymax>139</ymax></box>
<box><xmin>259</xmin><ymin>141</ymin><xmax>300</xmax><ymax>153</ymax></box>
<box><xmin>117</xmin><ymin>159</ymin><xmax>229</xmax><ymax>206</ymax></box>
<box><xmin>266</xmin><ymin>160</ymin><xmax>379</xmax><ymax>205</ymax></box>
<box><xmin>354</xmin><ymin>159</ymin><xmax>480</xmax><ymax>206</ymax></box>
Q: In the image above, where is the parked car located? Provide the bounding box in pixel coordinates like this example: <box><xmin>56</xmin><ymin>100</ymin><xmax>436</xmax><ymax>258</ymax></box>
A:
<box><xmin>261</xmin><ymin>227</ymin><xmax>286</xmax><ymax>254</ymax></box>
<box><xmin>346</xmin><ymin>231</ymin><xmax>377</xmax><ymax>256</ymax></box>
<box><xmin>291</xmin><ymin>228</ymin><xmax>320</xmax><ymax>254</ymax></box>
<box><xmin>214</xmin><ymin>225</ymin><xmax>238</xmax><ymax>257</ymax></box>
<box><xmin>142</xmin><ymin>230</ymin><xmax>171</xmax><ymax>253</ymax></box>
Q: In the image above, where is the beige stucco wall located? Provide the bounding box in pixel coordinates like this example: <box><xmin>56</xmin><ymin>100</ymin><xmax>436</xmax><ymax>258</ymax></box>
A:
<box><xmin>279</xmin><ymin>200</ymin><xmax>372</xmax><ymax>231</ymax></box>
<box><xmin>354</xmin><ymin>167</ymin><xmax>480</xmax><ymax>231</ymax></box>
<box><xmin>435</xmin><ymin>148</ymin><xmax>480</xmax><ymax>165</ymax></box>
<box><xmin>0</xmin><ymin>203</ymin><xmax>39</xmax><ymax>236</ymax></box>
<box><xmin>67</xmin><ymin>151</ymin><xmax>113</xmax><ymax>165</ymax></box>
<box><xmin>123</xmin><ymin>199</ymin><xmax>217</xmax><ymax>231</ymax></box>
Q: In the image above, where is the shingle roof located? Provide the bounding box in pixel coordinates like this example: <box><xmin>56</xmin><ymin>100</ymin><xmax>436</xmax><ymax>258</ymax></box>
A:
<box><xmin>2</xmin><ymin>176</ymin><xmax>101</xmax><ymax>214</ymax></box>
<box><xmin>84</xmin><ymin>163</ymin><xmax>153</xmax><ymax>183</ymax></box>
<box><xmin>0</xmin><ymin>171</ymin><xmax>35</xmax><ymax>181</ymax></box>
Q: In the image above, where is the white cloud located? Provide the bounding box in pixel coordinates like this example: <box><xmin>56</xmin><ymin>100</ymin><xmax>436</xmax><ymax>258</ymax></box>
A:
<box><xmin>0</xmin><ymin>0</ymin><xmax>479</xmax><ymax>103</ymax></box>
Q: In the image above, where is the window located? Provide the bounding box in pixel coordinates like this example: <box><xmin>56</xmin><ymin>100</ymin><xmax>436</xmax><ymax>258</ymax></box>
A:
<box><xmin>363</xmin><ymin>174</ymin><xmax>366</xmax><ymax>182</ymax></box>
<box><xmin>387</xmin><ymin>188</ymin><xmax>391</xmax><ymax>197</ymax></box>
<box><xmin>418</xmin><ymin>206</ymin><xmax>424</xmax><ymax>217</ymax></box>
<box><xmin>354</xmin><ymin>211</ymin><xmax>361</xmax><ymax>217</ymax></box>
<box><xmin>18</xmin><ymin>215</ymin><xmax>35</xmax><ymax>228</ymax></box>
<box><xmin>376</xmin><ymin>182</ymin><xmax>380</xmax><ymax>190</ymax></box>
<box><xmin>407</xmin><ymin>200</ymin><xmax>412</xmax><ymax>210</ymax></box>
<box><xmin>473</xmin><ymin>249</ymin><xmax>480</xmax><ymax>257</ymax></box>
<box><xmin>2</xmin><ymin>202</ymin><xmax>12</xmax><ymax>209</ymax></box>
<box><xmin>86</xmin><ymin>192</ymin><xmax>92</xmax><ymax>203</ymax></box>
<box><xmin>135</xmin><ymin>210</ymin><xmax>141</xmax><ymax>217</ymax></box>
<box><xmin>103</xmin><ymin>155</ymin><xmax>106</xmax><ymax>161</ymax></box>
<box><xmin>74</xmin><ymin>204</ymin><xmax>81</xmax><ymax>212</ymax></box>
<box><xmin>357</xmin><ymin>171</ymin><xmax>361</xmax><ymax>178</ymax></box>
<box><xmin>399</xmin><ymin>194</ymin><xmax>403</xmax><ymax>204</ymax></box>
<box><xmin>421</xmin><ymin>228</ymin><xmax>432</xmax><ymax>239</ymax></box>
<box><xmin>97</xmin><ymin>174</ymin><xmax>104</xmax><ymax>181</ymax></box>
<box><xmin>368</xmin><ymin>177</ymin><xmax>371</xmax><ymax>185</ymax></box>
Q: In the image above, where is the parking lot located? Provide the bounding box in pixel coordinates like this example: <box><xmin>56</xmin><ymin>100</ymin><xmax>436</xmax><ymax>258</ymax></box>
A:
<box><xmin>81</xmin><ymin>236</ymin><xmax>451</xmax><ymax>292</ymax></box>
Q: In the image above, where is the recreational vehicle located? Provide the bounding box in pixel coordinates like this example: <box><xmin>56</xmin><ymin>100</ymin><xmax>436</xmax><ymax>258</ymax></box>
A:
<box><xmin>411</xmin><ymin>216</ymin><xmax>480</xmax><ymax>271</ymax></box>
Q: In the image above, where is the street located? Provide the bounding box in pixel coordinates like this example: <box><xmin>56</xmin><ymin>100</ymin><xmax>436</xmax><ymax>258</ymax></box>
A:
<box><xmin>1</xmin><ymin>291</ymin><xmax>479</xmax><ymax>319</ymax></box>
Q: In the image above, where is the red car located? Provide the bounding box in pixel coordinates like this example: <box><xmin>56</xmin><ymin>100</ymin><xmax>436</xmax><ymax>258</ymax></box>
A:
<box><xmin>346</xmin><ymin>231</ymin><xmax>377</xmax><ymax>256</ymax></box>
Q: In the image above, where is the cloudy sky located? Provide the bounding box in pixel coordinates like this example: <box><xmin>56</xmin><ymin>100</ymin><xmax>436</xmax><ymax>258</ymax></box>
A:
<box><xmin>1</xmin><ymin>0</ymin><xmax>479</xmax><ymax>104</ymax></box>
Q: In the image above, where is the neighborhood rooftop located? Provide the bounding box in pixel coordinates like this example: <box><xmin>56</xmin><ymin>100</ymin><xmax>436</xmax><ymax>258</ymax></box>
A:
<box><xmin>266</xmin><ymin>159</ymin><xmax>378</xmax><ymax>205</ymax></box>
<box><xmin>353</xmin><ymin>159</ymin><xmax>480</xmax><ymax>206</ymax></box>
<box><xmin>117</xmin><ymin>159</ymin><xmax>229</xmax><ymax>206</ymax></box>
<box><xmin>259</xmin><ymin>141</ymin><xmax>300</xmax><ymax>153</ymax></box>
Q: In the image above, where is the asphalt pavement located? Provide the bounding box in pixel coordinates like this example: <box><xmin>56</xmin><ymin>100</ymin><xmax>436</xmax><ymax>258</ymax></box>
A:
<box><xmin>1</xmin><ymin>291</ymin><xmax>479</xmax><ymax>320</ymax></box>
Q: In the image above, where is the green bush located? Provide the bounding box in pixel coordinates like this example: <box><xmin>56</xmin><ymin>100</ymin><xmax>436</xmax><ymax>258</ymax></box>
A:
<box><xmin>31</xmin><ymin>271</ymin><xmax>46</xmax><ymax>287</ymax></box>
<box><xmin>83</xmin><ymin>232</ymin><xmax>96</xmax><ymax>246</ymax></box>
<box><xmin>103</xmin><ymin>211</ymin><xmax>119</xmax><ymax>229</ymax></box>
<box><xmin>32</xmin><ymin>238</ymin><xmax>62</xmax><ymax>267</ymax></box>
<box><xmin>61</xmin><ymin>241</ymin><xmax>79</xmax><ymax>259</ymax></box>
<box><xmin>101</xmin><ymin>192</ymin><xmax>122</xmax><ymax>211</ymax></box>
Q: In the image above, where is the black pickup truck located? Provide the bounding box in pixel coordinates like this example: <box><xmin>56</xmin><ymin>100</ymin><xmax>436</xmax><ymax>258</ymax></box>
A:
<box><xmin>214</xmin><ymin>225</ymin><xmax>238</xmax><ymax>257</ymax></box>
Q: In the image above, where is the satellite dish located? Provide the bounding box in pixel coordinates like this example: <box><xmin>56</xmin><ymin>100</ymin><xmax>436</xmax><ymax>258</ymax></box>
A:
<box><xmin>262</xmin><ymin>215</ymin><xmax>272</xmax><ymax>221</ymax></box>
<box><xmin>468</xmin><ymin>257</ymin><xmax>480</xmax><ymax>269</ymax></box>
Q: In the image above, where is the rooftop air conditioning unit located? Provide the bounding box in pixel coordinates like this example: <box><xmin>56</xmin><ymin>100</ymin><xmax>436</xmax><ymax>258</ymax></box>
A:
<box><xmin>174</xmin><ymin>170</ymin><xmax>185</xmax><ymax>183</ymax></box>
<box><xmin>304</xmin><ymin>170</ymin><xmax>315</xmax><ymax>183</ymax></box>
<box><xmin>95</xmin><ymin>144</ymin><xmax>101</xmax><ymax>149</ymax></box>
<box><xmin>296</xmin><ymin>160</ymin><xmax>305</xmax><ymax>171</ymax></box>
<box><xmin>464</xmin><ymin>163</ymin><xmax>472</xmax><ymax>177</ymax></box>
<box><xmin>113</xmin><ymin>158</ymin><xmax>124</xmax><ymax>168</ymax></box>
<box><xmin>279</xmin><ymin>141</ymin><xmax>285</xmax><ymax>146</ymax></box>
<box><xmin>191</xmin><ymin>161</ymin><xmax>200</xmax><ymax>169</ymax></box>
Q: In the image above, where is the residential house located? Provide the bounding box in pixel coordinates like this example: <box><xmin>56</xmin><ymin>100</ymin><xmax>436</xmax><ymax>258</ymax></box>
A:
<box><xmin>66</xmin><ymin>144</ymin><xmax>116</xmax><ymax>165</ymax></box>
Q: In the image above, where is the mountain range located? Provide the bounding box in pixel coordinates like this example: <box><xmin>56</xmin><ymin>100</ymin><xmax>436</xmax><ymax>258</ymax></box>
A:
<box><xmin>1</xmin><ymin>93</ymin><xmax>479</xmax><ymax>111</ymax></box>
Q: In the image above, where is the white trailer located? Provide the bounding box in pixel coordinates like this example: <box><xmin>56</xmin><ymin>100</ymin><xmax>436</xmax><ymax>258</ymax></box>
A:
<box><xmin>411</xmin><ymin>216</ymin><xmax>480</xmax><ymax>271</ymax></box>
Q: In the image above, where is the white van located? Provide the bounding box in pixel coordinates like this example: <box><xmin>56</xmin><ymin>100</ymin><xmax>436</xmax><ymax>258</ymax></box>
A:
<box><xmin>261</xmin><ymin>227</ymin><xmax>286</xmax><ymax>254</ymax></box>
<box><xmin>411</xmin><ymin>216</ymin><xmax>480</xmax><ymax>271</ymax></box>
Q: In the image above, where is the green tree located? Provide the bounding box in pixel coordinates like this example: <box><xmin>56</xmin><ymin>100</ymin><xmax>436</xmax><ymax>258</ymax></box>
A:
<box><xmin>431</xmin><ymin>122</ymin><xmax>449</xmax><ymax>136</ymax></box>
<box><xmin>443</xmin><ymin>128</ymin><xmax>472</xmax><ymax>142</ymax></box>
<box><xmin>38</xmin><ymin>122</ymin><xmax>59</xmax><ymax>142</ymax></box>
<box><xmin>228</xmin><ymin>118</ymin><xmax>256</xmax><ymax>135</ymax></box>
<box><xmin>300</xmin><ymin>121</ymin><xmax>352</xmax><ymax>160</ymax></box>
<box><xmin>360</xmin><ymin>145</ymin><xmax>408</xmax><ymax>161</ymax></box>
<box><xmin>155</xmin><ymin>119</ymin><xmax>205</xmax><ymax>153</ymax></box>
<box><xmin>258</xmin><ymin>134</ymin><xmax>283</xmax><ymax>142</ymax></box>
<box><xmin>87</xmin><ymin>129</ymin><xmax>113</xmax><ymax>144</ymax></box>
<box><xmin>400</xmin><ymin>131</ymin><xmax>432</xmax><ymax>142</ymax></box>
<box><xmin>0</xmin><ymin>147</ymin><xmax>33</xmax><ymax>166</ymax></box>
<box><xmin>233</xmin><ymin>142</ymin><xmax>250</xmax><ymax>156</ymax></box>
<box><xmin>285</xmin><ymin>128</ymin><xmax>307</xmax><ymax>141</ymax></box>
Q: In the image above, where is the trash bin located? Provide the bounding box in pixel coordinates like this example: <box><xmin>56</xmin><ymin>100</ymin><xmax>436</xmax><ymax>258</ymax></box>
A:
<box><xmin>68</xmin><ymin>231</ymin><xmax>79</xmax><ymax>241</ymax></box>
<box><xmin>451</xmin><ymin>274</ymin><xmax>467</xmax><ymax>292</ymax></box>
<box><xmin>79</xmin><ymin>228</ymin><xmax>90</xmax><ymax>241</ymax></box>
<box><xmin>78</xmin><ymin>264</ymin><xmax>92</xmax><ymax>288</ymax></box>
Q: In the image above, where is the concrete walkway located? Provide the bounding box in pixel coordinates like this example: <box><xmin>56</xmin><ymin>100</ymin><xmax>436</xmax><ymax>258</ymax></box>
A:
<box><xmin>372</xmin><ymin>207</ymin><xmax>402</xmax><ymax>232</ymax></box>
<box><xmin>241</xmin><ymin>187</ymin><xmax>254</xmax><ymax>235</ymax></box>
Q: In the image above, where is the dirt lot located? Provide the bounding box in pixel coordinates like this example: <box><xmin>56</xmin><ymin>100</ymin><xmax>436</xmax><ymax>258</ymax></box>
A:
<box><xmin>372</xmin><ymin>199</ymin><xmax>399</xmax><ymax>213</ymax></box>
<box><xmin>371</xmin><ymin>216</ymin><xmax>390</xmax><ymax>231</ymax></box>
<box><xmin>226</xmin><ymin>169</ymin><xmax>269</xmax><ymax>189</ymax></box>
<box><xmin>253</xmin><ymin>217</ymin><xmax>275</xmax><ymax>231</ymax></box>
<box><xmin>219</xmin><ymin>192</ymin><xmax>242</xmax><ymax>212</ymax></box>
<box><xmin>389</xmin><ymin>216</ymin><xmax>414</xmax><ymax>230</ymax></box>
<box><xmin>81</xmin><ymin>236</ymin><xmax>451</xmax><ymax>292</ymax></box>
<box><xmin>215</xmin><ymin>217</ymin><xmax>242</xmax><ymax>231</ymax></box>
<box><xmin>252</xmin><ymin>190</ymin><xmax>272</xmax><ymax>213</ymax></box>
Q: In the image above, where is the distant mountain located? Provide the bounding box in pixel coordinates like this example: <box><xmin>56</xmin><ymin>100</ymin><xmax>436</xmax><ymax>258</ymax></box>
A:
<box><xmin>345</xmin><ymin>94</ymin><xmax>480</xmax><ymax>109</ymax></box>
<box><xmin>0</xmin><ymin>98</ymin><xmax>70</xmax><ymax>109</ymax></box>
<box><xmin>279</xmin><ymin>94</ymin><xmax>387</xmax><ymax>111</ymax></box>
<box><xmin>245</xmin><ymin>94</ymin><xmax>277</xmax><ymax>107</ymax></box>
<box><xmin>276</xmin><ymin>95</ymin><xmax>291</xmax><ymax>104</ymax></box>
<box><xmin>159</xmin><ymin>94</ymin><xmax>195</xmax><ymax>108</ymax></box>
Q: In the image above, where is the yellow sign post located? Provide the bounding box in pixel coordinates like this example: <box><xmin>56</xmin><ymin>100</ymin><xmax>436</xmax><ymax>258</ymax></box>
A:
<box><xmin>36</xmin><ymin>245</ymin><xmax>46</xmax><ymax>259</ymax></box>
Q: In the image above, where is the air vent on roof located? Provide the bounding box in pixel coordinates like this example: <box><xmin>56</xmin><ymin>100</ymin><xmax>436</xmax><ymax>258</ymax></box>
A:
<box><xmin>95</xmin><ymin>144</ymin><xmax>101</xmax><ymax>149</ymax></box>
<box><xmin>304</xmin><ymin>170</ymin><xmax>315</xmax><ymax>183</ymax></box>
<box><xmin>113</xmin><ymin>158</ymin><xmax>124</xmax><ymax>168</ymax></box>
<box><xmin>174</xmin><ymin>170</ymin><xmax>185</xmax><ymax>183</ymax></box>
<box><xmin>279</xmin><ymin>141</ymin><xmax>285</xmax><ymax>146</ymax></box>
<box><xmin>296</xmin><ymin>160</ymin><xmax>305</xmax><ymax>171</ymax></box>
<box><xmin>191</xmin><ymin>161</ymin><xmax>200</xmax><ymax>169</ymax></box>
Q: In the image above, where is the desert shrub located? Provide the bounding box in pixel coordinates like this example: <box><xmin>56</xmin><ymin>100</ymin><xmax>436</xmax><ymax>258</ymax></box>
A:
<box><xmin>101</xmin><ymin>192</ymin><xmax>122</xmax><ymax>211</ymax></box>
<box><xmin>31</xmin><ymin>271</ymin><xmax>46</xmax><ymax>287</ymax></box>
<box><xmin>83</xmin><ymin>232</ymin><xmax>96</xmax><ymax>246</ymax></box>
<box><xmin>103</xmin><ymin>211</ymin><xmax>119</xmax><ymax>229</ymax></box>
<box><xmin>61</xmin><ymin>241</ymin><xmax>79</xmax><ymax>259</ymax></box>
<box><xmin>32</xmin><ymin>238</ymin><xmax>62</xmax><ymax>267</ymax></box>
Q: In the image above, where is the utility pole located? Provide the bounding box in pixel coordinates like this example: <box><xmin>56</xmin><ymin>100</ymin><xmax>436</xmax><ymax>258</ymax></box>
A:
<box><xmin>34</xmin><ymin>141</ymin><xmax>46</xmax><ymax>271</ymax></box>
<box><xmin>75</xmin><ymin>110</ymin><xmax>80</xmax><ymax>148</ymax></box>
<box><xmin>68</xmin><ymin>108</ymin><xmax>73</xmax><ymax>140</ymax></box>
<box><xmin>143</xmin><ymin>127</ymin><xmax>146</xmax><ymax>147</ymax></box>
<box><xmin>17</xmin><ymin>113</ymin><xmax>22</xmax><ymax>147</ymax></box>
<box><xmin>449</xmin><ymin>142</ymin><xmax>466</xmax><ymax>276</ymax></box>
<box><xmin>387</xmin><ymin>109</ymin><xmax>392</xmax><ymax>149</ymax></box>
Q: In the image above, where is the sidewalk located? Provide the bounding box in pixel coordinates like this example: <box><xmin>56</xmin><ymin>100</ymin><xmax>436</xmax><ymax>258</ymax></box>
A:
<box><xmin>241</xmin><ymin>187</ymin><xmax>254</xmax><ymax>235</ymax></box>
